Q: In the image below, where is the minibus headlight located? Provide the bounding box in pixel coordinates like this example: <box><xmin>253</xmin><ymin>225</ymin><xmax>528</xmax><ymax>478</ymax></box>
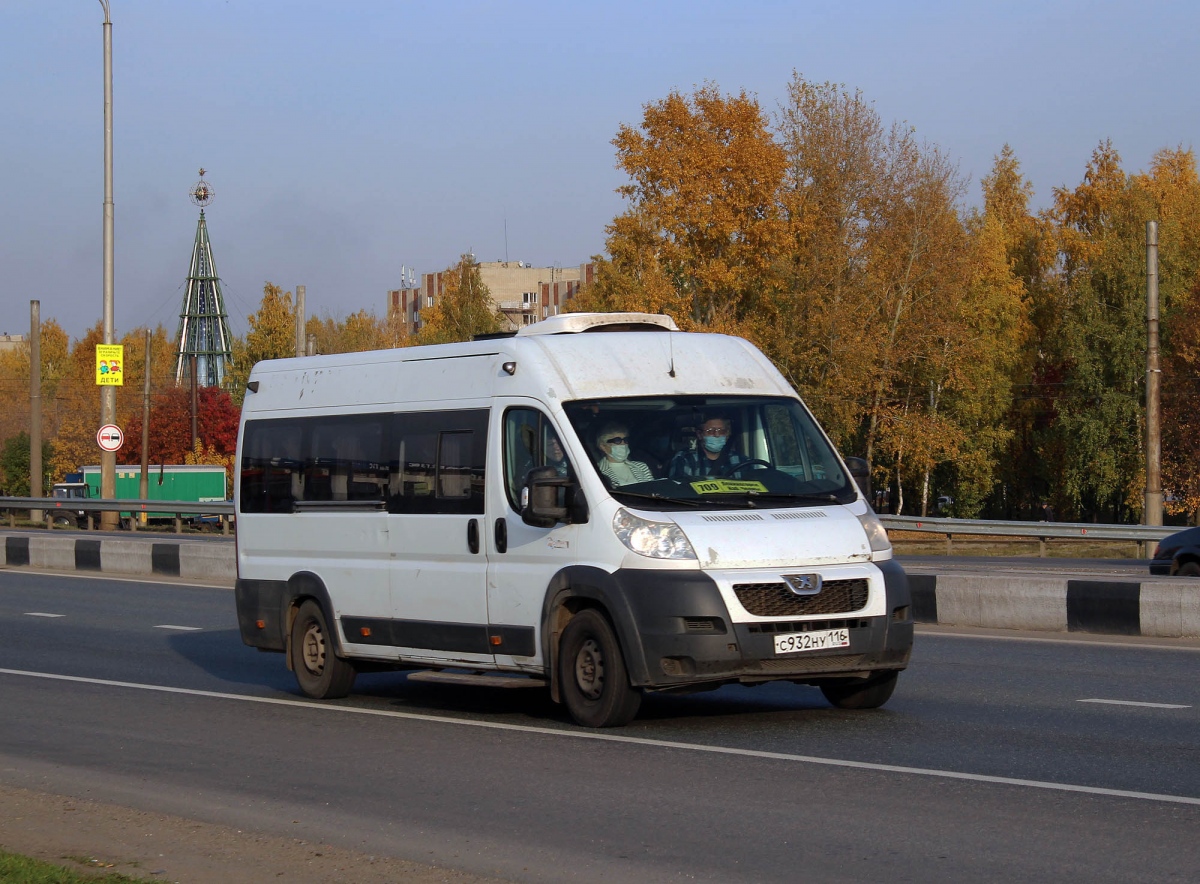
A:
<box><xmin>612</xmin><ymin>508</ymin><xmax>697</xmax><ymax>560</ymax></box>
<box><xmin>856</xmin><ymin>509</ymin><xmax>893</xmax><ymax>554</ymax></box>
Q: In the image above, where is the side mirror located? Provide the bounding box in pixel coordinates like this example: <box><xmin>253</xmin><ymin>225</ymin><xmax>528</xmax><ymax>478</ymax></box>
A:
<box><xmin>522</xmin><ymin>466</ymin><xmax>569</xmax><ymax>528</ymax></box>
<box><xmin>844</xmin><ymin>456</ymin><xmax>871</xmax><ymax>501</ymax></box>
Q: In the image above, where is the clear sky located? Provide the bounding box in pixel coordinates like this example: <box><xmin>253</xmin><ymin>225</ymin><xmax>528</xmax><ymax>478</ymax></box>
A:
<box><xmin>2</xmin><ymin>1</ymin><xmax>1196</xmax><ymax>341</ymax></box>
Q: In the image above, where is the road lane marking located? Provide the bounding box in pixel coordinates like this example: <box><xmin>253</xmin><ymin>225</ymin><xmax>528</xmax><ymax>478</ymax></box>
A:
<box><xmin>919</xmin><ymin>629</ymin><xmax>1200</xmax><ymax>653</ymax></box>
<box><xmin>1</xmin><ymin>667</ymin><xmax>1198</xmax><ymax>808</ymax></box>
<box><xmin>154</xmin><ymin>625</ymin><xmax>203</xmax><ymax>631</ymax></box>
<box><xmin>23</xmin><ymin>613</ymin><xmax>65</xmax><ymax>618</ymax></box>
<box><xmin>1078</xmin><ymin>698</ymin><xmax>1191</xmax><ymax>709</ymax></box>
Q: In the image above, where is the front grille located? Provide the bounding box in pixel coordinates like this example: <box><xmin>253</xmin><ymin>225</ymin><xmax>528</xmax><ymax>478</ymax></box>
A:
<box><xmin>734</xmin><ymin>578</ymin><xmax>869</xmax><ymax>617</ymax></box>
<box><xmin>746</xmin><ymin>617</ymin><xmax>870</xmax><ymax>635</ymax></box>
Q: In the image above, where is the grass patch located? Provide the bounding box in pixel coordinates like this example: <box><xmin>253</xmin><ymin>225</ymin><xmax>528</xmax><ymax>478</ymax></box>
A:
<box><xmin>0</xmin><ymin>850</ymin><xmax>144</xmax><ymax>883</ymax></box>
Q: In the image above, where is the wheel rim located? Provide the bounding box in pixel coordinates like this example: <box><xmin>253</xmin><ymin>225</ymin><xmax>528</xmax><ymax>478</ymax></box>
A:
<box><xmin>574</xmin><ymin>638</ymin><xmax>605</xmax><ymax>700</ymax></box>
<box><xmin>301</xmin><ymin>620</ymin><xmax>326</xmax><ymax>675</ymax></box>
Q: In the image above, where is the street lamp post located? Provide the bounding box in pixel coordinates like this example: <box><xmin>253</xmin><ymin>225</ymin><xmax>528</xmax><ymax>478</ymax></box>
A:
<box><xmin>99</xmin><ymin>0</ymin><xmax>117</xmax><ymax>528</ymax></box>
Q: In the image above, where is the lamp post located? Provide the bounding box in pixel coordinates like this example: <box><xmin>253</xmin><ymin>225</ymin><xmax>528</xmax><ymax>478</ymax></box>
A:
<box><xmin>98</xmin><ymin>0</ymin><xmax>117</xmax><ymax>527</ymax></box>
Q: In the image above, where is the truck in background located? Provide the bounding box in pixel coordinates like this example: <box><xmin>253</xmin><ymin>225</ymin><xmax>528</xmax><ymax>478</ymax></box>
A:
<box><xmin>50</xmin><ymin>479</ymin><xmax>91</xmax><ymax>527</ymax></box>
<box><xmin>78</xmin><ymin>464</ymin><xmax>228</xmax><ymax>528</ymax></box>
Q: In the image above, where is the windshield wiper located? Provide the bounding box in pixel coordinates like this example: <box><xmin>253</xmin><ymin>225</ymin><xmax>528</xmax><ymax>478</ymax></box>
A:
<box><xmin>610</xmin><ymin>489</ymin><xmax>701</xmax><ymax>507</ymax></box>
<box><xmin>745</xmin><ymin>491</ymin><xmax>847</xmax><ymax>505</ymax></box>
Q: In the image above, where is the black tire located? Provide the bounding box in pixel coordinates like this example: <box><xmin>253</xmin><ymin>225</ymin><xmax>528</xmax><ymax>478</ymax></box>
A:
<box><xmin>1177</xmin><ymin>561</ymin><xmax>1200</xmax><ymax>577</ymax></box>
<box><xmin>290</xmin><ymin>599</ymin><xmax>356</xmax><ymax>699</ymax></box>
<box><xmin>820</xmin><ymin>671</ymin><xmax>899</xmax><ymax>710</ymax></box>
<box><xmin>558</xmin><ymin>609</ymin><xmax>641</xmax><ymax>728</ymax></box>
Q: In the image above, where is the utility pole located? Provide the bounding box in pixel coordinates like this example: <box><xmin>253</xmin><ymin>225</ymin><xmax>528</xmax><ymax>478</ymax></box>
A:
<box><xmin>295</xmin><ymin>284</ymin><xmax>306</xmax><ymax>357</ymax></box>
<box><xmin>30</xmin><ymin>301</ymin><xmax>42</xmax><ymax>523</ymax></box>
<box><xmin>99</xmin><ymin>0</ymin><xmax>118</xmax><ymax>528</ymax></box>
<box><xmin>139</xmin><ymin>328</ymin><xmax>150</xmax><ymax>506</ymax></box>
<box><xmin>1145</xmin><ymin>221</ymin><xmax>1163</xmax><ymax>529</ymax></box>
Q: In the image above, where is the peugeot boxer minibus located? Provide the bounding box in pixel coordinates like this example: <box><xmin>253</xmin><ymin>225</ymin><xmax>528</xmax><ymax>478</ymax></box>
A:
<box><xmin>234</xmin><ymin>313</ymin><xmax>912</xmax><ymax>727</ymax></box>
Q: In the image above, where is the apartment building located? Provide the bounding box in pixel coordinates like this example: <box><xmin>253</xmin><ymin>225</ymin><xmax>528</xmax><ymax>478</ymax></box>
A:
<box><xmin>388</xmin><ymin>261</ymin><xmax>595</xmax><ymax>336</ymax></box>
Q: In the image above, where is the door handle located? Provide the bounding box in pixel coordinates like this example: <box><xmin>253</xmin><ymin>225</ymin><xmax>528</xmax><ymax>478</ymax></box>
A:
<box><xmin>494</xmin><ymin>517</ymin><xmax>507</xmax><ymax>554</ymax></box>
<box><xmin>467</xmin><ymin>518</ymin><xmax>479</xmax><ymax>554</ymax></box>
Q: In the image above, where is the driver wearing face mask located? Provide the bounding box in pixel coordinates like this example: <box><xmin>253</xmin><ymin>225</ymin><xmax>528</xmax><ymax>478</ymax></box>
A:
<box><xmin>595</xmin><ymin>422</ymin><xmax>655</xmax><ymax>487</ymax></box>
<box><xmin>668</xmin><ymin>415</ymin><xmax>745</xmax><ymax>479</ymax></box>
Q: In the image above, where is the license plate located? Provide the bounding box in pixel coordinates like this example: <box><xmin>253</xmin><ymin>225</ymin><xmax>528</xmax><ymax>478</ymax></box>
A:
<box><xmin>773</xmin><ymin>627</ymin><xmax>850</xmax><ymax>655</ymax></box>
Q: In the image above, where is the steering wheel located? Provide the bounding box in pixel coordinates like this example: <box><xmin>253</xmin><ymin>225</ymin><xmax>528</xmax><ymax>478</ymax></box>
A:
<box><xmin>722</xmin><ymin>459</ymin><xmax>772</xmax><ymax>476</ymax></box>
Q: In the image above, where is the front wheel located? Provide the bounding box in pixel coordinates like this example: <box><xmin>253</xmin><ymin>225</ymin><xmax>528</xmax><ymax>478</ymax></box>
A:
<box><xmin>558</xmin><ymin>609</ymin><xmax>641</xmax><ymax>728</ymax></box>
<box><xmin>290</xmin><ymin>599</ymin><xmax>356</xmax><ymax>699</ymax></box>
<box><xmin>820</xmin><ymin>671</ymin><xmax>899</xmax><ymax>709</ymax></box>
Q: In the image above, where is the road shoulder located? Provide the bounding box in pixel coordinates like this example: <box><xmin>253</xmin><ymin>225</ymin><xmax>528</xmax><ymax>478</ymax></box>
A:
<box><xmin>0</xmin><ymin>784</ymin><xmax>512</xmax><ymax>884</ymax></box>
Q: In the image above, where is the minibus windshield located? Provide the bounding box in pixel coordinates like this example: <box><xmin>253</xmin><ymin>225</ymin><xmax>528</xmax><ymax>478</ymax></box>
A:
<box><xmin>562</xmin><ymin>396</ymin><xmax>857</xmax><ymax>509</ymax></box>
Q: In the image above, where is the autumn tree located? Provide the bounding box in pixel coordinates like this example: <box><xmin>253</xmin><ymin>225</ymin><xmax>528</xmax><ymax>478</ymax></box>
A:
<box><xmin>228</xmin><ymin>283</ymin><xmax>297</xmax><ymax>404</ymax></box>
<box><xmin>0</xmin><ymin>319</ymin><xmax>70</xmax><ymax>450</ymax></box>
<box><xmin>46</xmin><ymin>322</ymin><xmax>109</xmax><ymax>480</ymax></box>
<box><xmin>1043</xmin><ymin>142</ymin><xmax>1158</xmax><ymax>521</ymax></box>
<box><xmin>121</xmin><ymin>385</ymin><xmax>240</xmax><ymax>467</ymax></box>
<box><xmin>306</xmin><ymin>309</ymin><xmax>402</xmax><ymax>355</ymax></box>
<box><xmin>0</xmin><ymin>432</ymin><xmax>53</xmax><ymax>497</ymax></box>
<box><xmin>1141</xmin><ymin>148</ymin><xmax>1200</xmax><ymax>522</ymax></box>
<box><xmin>761</xmin><ymin>76</ymin><xmax>888</xmax><ymax>444</ymax></box>
<box><xmin>415</xmin><ymin>254</ymin><xmax>503</xmax><ymax>345</ymax></box>
<box><xmin>599</xmin><ymin>84</ymin><xmax>788</xmax><ymax>330</ymax></box>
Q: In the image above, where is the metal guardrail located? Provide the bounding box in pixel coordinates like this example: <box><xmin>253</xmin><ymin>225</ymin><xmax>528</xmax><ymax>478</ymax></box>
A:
<box><xmin>878</xmin><ymin>514</ymin><xmax>1175</xmax><ymax>558</ymax></box>
<box><xmin>0</xmin><ymin>496</ymin><xmax>1179</xmax><ymax>553</ymax></box>
<box><xmin>0</xmin><ymin>496</ymin><xmax>234</xmax><ymax>535</ymax></box>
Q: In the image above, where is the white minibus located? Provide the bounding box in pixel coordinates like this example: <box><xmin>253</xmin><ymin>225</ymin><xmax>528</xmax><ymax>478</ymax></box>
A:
<box><xmin>234</xmin><ymin>313</ymin><xmax>912</xmax><ymax>727</ymax></box>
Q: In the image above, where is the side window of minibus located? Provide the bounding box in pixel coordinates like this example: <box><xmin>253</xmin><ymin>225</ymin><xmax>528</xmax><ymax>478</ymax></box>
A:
<box><xmin>504</xmin><ymin>408</ymin><xmax>540</xmax><ymax>509</ymax></box>
<box><xmin>241</xmin><ymin>420</ymin><xmax>303</xmax><ymax>513</ymax></box>
<box><xmin>389</xmin><ymin>410</ymin><xmax>487</xmax><ymax>515</ymax></box>
<box><xmin>503</xmin><ymin>408</ymin><xmax>569</xmax><ymax>510</ymax></box>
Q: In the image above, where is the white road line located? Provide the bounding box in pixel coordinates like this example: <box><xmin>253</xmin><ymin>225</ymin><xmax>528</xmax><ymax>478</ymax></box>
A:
<box><xmin>23</xmin><ymin>613</ymin><xmax>65</xmax><ymax>618</ymax></box>
<box><xmin>1</xmin><ymin>666</ymin><xmax>1198</xmax><ymax>808</ymax></box>
<box><xmin>153</xmin><ymin>625</ymin><xmax>203</xmax><ymax>631</ymax></box>
<box><xmin>919</xmin><ymin>629</ymin><xmax>1200</xmax><ymax>653</ymax></box>
<box><xmin>1078</xmin><ymin>698</ymin><xmax>1191</xmax><ymax>709</ymax></box>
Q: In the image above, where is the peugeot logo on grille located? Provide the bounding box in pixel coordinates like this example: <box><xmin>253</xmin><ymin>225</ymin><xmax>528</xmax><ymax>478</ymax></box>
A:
<box><xmin>782</xmin><ymin>573</ymin><xmax>822</xmax><ymax>596</ymax></box>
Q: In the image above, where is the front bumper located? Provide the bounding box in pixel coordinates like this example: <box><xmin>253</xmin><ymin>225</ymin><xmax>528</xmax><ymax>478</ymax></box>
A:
<box><xmin>614</xmin><ymin>559</ymin><xmax>913</xmax><ymax>689</ymax></box>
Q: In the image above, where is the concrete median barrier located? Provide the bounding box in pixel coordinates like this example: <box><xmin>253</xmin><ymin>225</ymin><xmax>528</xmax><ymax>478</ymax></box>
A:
<box><xmin>907</xmin><ymin>570</ymin><xmax>1199</xmax><ymax>638</ymax></box>
<box><xmin>2</xmin><ymin>533</ymin><xmax>1197</xmax><ymax>638</ymax></box>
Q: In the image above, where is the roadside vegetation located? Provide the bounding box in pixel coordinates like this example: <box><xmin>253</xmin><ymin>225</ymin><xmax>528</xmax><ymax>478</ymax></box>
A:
<box><xmin>2</xmin><ymin>74</ymin><xmax>1198</xmax><ymax>527</ymax></box>
<box><xmin>0</xmin><ymin>850</ymin><xmax>143</xmax><ymax>883</ymax></box>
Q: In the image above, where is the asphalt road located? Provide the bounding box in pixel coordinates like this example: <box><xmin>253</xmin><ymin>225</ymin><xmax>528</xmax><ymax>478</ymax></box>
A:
<box><xmin>1</xmin><ymin>569</ymin><xmax>1198</xmax><ymax>882</ymax></box>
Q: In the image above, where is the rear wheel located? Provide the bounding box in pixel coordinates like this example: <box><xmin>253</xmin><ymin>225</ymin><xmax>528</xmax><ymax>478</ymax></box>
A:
<box><xmin>820</xmin><ymin>670</ymin><xmax>899</xmax><ymax>709</ymax></box>
<box><xmin>290</xmin><ymin>600</ymin><xmax>356</xmax><ymax>699</ymax></box>
<box><xmin>1177</xmin><ymin>561</ymin><xmax>1200</xmax><ymax>577</ymax></box>
<box><xmin>558</xmin><ymin>609</ymin><xmax>641</xmax><ymax>728</ymax></box>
